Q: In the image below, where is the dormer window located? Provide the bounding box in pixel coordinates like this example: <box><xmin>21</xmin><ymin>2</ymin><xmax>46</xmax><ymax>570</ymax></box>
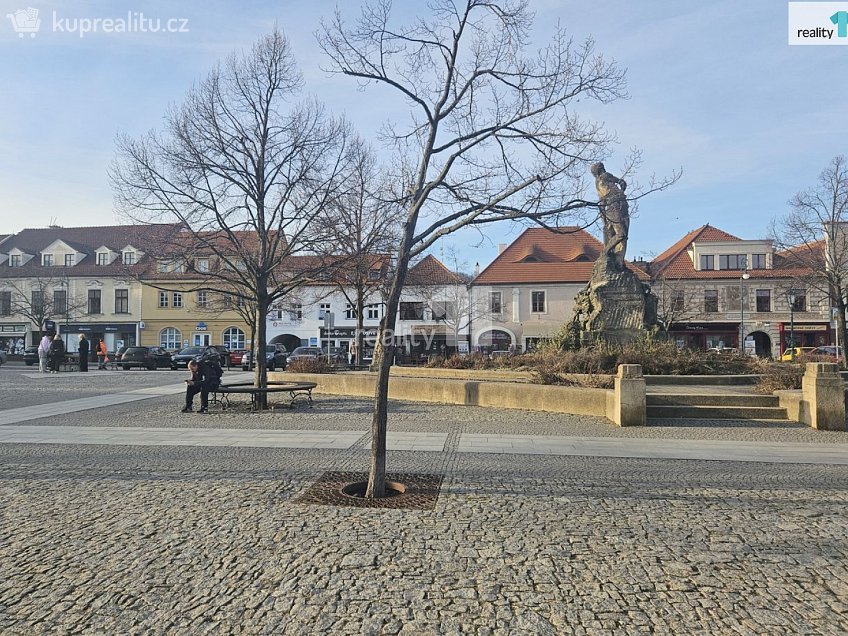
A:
<box><xmin>9</xmin><ymin>255</ymin><xmax>21</xmax><ymax>267</ymax></box>
<box><xmin>123</xmin><ymin>251</ymin><xmax>136</xmax><ymax>265</ymax></box>
<box><xmin>42</xmin><ymin>254</ymin><xmax>54</xmax><ymax>266</ymax></box>
<box><xmin>64</xmin><ymin>254</ymin><xmax>75</xmax><ymax>267</ymax></box>
<box><xmin>195</xmin><ymin>258</ymin><xmax>209</xmax><ymax>272</ymax></box>
<box><xmin>96</xmin><ymin>252</ymin><xmax>109</xmax><ymax>266</ymax></box>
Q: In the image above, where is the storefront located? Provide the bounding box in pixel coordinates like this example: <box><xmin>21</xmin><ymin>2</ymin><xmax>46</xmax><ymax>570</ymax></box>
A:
<box><xmin>0</xmin><ymin>323</ymin><xmax>28</xmax><ymax>354</ymax></box>
<box><xmin>778</xmin><ymin>322</ymin><xmax>830</xmax><ymax>350</ymax></box>
<box><xmin>60</xmin><ymin>322</ymin><xmax>138</xmax><ymax>353</ymax></box>
<box><xmin>319</xmin><ymin>326</ymin><xmax>379</xmax><ymax>358</ymax></box>
<box><xmin>669</xmin><ymin>323</ymin><xmax>740</xmax><ymax>351</ymax></box>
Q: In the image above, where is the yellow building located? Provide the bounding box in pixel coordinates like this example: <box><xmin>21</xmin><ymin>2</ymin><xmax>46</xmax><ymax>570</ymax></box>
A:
<box><xmin>139</xmin><ymin>279</ymin><xmax>251</xmax><ymax>352</ymax></box>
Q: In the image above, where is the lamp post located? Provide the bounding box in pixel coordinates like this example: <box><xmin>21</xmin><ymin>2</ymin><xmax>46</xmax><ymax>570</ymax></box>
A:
<box><xmin>788</xmin><ymin>289</ymin><xmax>797</xmax><ymax>362</ymax></box>
<box><xmin>739</xmin><ymin>266</ymin><xmax>750</xmax><ymax>355</ymax></box>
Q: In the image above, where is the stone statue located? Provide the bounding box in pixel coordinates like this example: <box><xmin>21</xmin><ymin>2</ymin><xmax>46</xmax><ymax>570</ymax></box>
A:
<box><xmin>591</xmin><ymin>162</ymin><xmax>629</xmax><ymax>270</ymax></box>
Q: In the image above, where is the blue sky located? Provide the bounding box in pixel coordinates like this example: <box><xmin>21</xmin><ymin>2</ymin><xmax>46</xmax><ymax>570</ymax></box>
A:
<box><xmin>1</xmin><ymin>1</ymin><xmax>845</xmax><ymax>270</ymax></box>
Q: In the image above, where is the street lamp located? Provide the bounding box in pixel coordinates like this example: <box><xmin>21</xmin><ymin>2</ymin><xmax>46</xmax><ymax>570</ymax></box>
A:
<box><xmin>739</xmin><ymin>266</ymin><xmax>750</xmax><ymax>355</ymax></box>
<box><xmin>787</xmin><ymin>289</ymin><xmax>797</xmax><ymax>362</ymax></box>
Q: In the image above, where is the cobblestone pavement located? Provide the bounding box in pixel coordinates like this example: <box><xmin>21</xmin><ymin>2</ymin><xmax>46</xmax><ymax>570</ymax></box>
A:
<box><xmin>2</xmin><ymin>366</ymin><xmax>848</xmax><ymax>634</ymax></box>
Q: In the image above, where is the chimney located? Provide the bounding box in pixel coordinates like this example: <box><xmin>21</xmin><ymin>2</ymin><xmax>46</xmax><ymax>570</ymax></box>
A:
<box><xmin>498</xmin><ymin>243</ymin><xmax>507</xmax><ymax>254</ymax></box>
<box><xmin>474</xmin><ymin>262</ymin><xmax>480</xmax><ymax>277</ymax></box>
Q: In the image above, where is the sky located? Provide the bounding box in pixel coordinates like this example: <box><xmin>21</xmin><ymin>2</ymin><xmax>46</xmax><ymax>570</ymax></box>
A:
<box><xmin>1</xmin><ymin>0</ymin><xmax>845</xmax><ymax>271</ymax></box>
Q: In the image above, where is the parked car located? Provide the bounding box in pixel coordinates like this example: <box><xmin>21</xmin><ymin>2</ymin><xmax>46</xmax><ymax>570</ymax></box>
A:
<box><xmin>210</xmin><ymin>345</ymin><xmax>231</xmax><ymax>368</ymax></box>
<box><xmin>172</xmin><ymin>346</ymin><xmax>221</xmax><ymax>369</ymax></box>
<box><xmin>779</xmin><ymin>346</ymin><xmax>816</xmax><ymax>362</ymax></box>
<box><xmin>241</xmin><ymin>344</ymin><xmax>288</xmax><ymax>371</ymax></box>
<box><xmin>229</xmin><ymin>349</ymin><xmax>247</xmax><ymax>366</ymax></box>
<box><xmin>288</xmin><ymin>346</ymin><xmax>323</xmax><ymax>363</ymax></box>
<box><xmin>0</xmin><ymin>349</ymin><xmax>6</xmax><ymax>366</ymax></box>
<box><xmin>114</xmin><ymin>345</ymin><xmax>129</xmax><ymax>363</ymax></box>
<box><xmin>811</xmin><ymin>345</ymin><xmax>844</xmax><ymax>363</ymax></box>
<box><xmin>23</xmin><ymin>345</ymin><xmax>39</xmax><ymax>366</ymax></box>
<box><xmin>120</xmin><ymin>346</ymin><xmax>174</xmax><ymax>370</ymax></box>
<box><xmin>321</xmin><ymin>346</ymin><xmax>346</xmax><ymax>364</ymax></box>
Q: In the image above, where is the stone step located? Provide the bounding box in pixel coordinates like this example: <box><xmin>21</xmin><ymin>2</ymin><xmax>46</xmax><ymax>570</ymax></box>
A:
<box><xmin>646</xmin><ymin>394</ymin><xmax>779</xmax><ymax>407</ymax></box>
<box><xmin>647</xmin><ymin>405</ymin><xmax>789</xmax><ymax>420</ymax></box>
<box><xmin>645</xmin><ymin>375</ymin><xmax>758</xmax><ymax>386</ymax></box>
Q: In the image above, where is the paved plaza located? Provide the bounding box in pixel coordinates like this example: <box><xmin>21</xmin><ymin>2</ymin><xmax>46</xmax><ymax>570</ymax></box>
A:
<box><xmin>1</xmin><ymin>365</ymin><xmax>848</xmax><ymax>634</ymax></box>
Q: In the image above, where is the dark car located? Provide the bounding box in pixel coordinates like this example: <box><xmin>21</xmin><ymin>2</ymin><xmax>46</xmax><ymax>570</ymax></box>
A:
<box><xmin>120</xmin><ymin>346</ymin><xmax>174</xmax><ymax>370</ymax></box>
<box><xmin>241</xmin><ymin>344</ymin><xmax>287</xmax><ymax>371</ymax></box>
<box><xmin>172</xmin><ymin>346</ymin><xmax>221</xmax><ymax>369</ymax></box>
<box><xmin>321</xmin><ymin>346</ymin><xmax>346</xmax><ymax>364</ymax></box>
<box><xmin>289</xmin><ymin>346</ymin><xmax>323</xmax><ymax>363</ymax></box>
<box><xmin>210</xmin><ymin>345</ymin><xmax>231</xmax><ymax>368</ymax></box>
<box><xmin>114</xmin><ymin>345</ymin><xmax>129</xmax><ymax>363</ymax></box>
<box><xmin>23</xmin><ymin>345</ymin><xmax>39</xmax><ymax>366</ymax></box>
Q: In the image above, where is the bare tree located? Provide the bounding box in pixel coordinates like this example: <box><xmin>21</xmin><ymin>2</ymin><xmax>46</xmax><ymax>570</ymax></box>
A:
<box><xmin>4</xmin><ymin>275</ymin><xmax>86</xmax><ymax>342</ymax></box>
<box><xmin>112</xmin><ymin>30</ymin><xmax>354</xmax><ymax>404</ymax></box>
<box><xmin>314</xmin><ymin>140</ymin><xmax>401</xmax><ymax>365</ymax></box>
<box><xmin>319</xmin><ymin>0</ymin><xmax>638</xmax><ymax>497</ymax></box>
<box><xmin>771</xmin><ymin>156</ymin><xmax>848</xmax><ymax>362</ymax></box>
<box><xmin>652</xmin><ymin>278</ymin><xmax>704</xmax><ymax>338</ymax></box>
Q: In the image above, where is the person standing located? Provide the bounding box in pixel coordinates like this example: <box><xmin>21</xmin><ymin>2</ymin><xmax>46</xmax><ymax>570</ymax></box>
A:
<box><xmin>77</xmin><ymin>334</ymin><xmax>89</xmax><ymax>372</ymax></box>
<box><xmin>37</xmin><ymin>333</ymin><xmax>51</xmax><ymax>373</ymax></box>
<box><xmin>48</xmin><ymin>335</ymin><xmax>65</xmax><ymax>373</ymax></box>
<box><xmin>96</xmin><ymin>338</ymin><xmax>109</xmax><ymax>370</ymax></box>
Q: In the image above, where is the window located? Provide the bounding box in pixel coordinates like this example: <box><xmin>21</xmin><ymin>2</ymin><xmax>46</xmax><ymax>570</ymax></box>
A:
<box><xmin>172</xmin><ymin>292</ymin><xmax>183</xmax><ymax>308</ymax></box>
<box><xmin>0</xmin><ymin>291</ymin><xmax>10</xmax><ymax>315</ymax></box>
<box><xmin>157</xmin><ymin>261</ymin><xmax>169</xmax><ymax>273</ymax></box>
<box><xmin>490</xmin><ymin>291</ymin><xmax>503</xmax><ymax>314</ymax></box>
<box><xmin>432</xmin><ymin>301</ymin><xmax>455</xmax><ymax>320</ymax></box>
<box><xmin>54</xmin><ymin>290</ymin><xmax>67</xmax><ymax>315</ymax></box>
<box><xmin>366</xmin><ymin>304</ymin><xmax>380</xmax><ymax>320</ymax></box>
<box><xmin>319</xmin><ymin>303</ymin><xmax>331</xmax><ymax>319</ymax></box>
<box><xmin>195</xmin><ymin>258</ymin><xmax>209</xmax><ymax>273</ymax></box>
<box><xmin>42</xmin><ymin>254</ymin><xmax>53</xmax><ymax>266</ymax></box>
<box><xmin>31</xmin><ymin>291</ymin><xmax>44</xmax><ymax>314</ymax></box>
<box><xmin>726</xmin><ymin>287</ymin><xmax>740</xmax><ymax>311</ymax></box>
<box><xmin>399</xmin><ymin>302</ymin><xmax>425</xmax><ymax>320</ymax></box>
<box><xmin>222</xmin><ymin>327</ymin><xmax>245</xmax><ymax>350</ymax></box>
<box><xmin>196</xmin><ymin>291</ymin><xmax>207</xmax><ymax>308</ymax></box>
<box><xmin>158</xmin><ymin>291</ymin><xmax>169</xmax><ymax>308</ymax></box>
<box><xmin>64</xmin><ymin>254</ymin><xmax>75</xmax><ymax>267</ymax></box>
<box><xmin>756</xmin><ymin>289</ymin><xmax>771</xmax><ymax>312</ymax></box>
<box><xmin>368</xmin><ymin>269</ymin><xmax>380</xmax><ymax>281</ymax></box>
<box><xmin>789</xmin><ymin>289</ymin><xmax>806</xmax><ymax>312</ymax></box>
<box><xmin>719</xmin><ymin>254</ymin><xmax>746</xmax><ymax>270</ymax></box>
<box><xmin>9</xmin><ymin>254</ymin><xmax>21</xmax><ymax>267</ymax></box>
<box><xmin>114</xmin><ymin>289</ymin><xmax>129</xmax><ymax>314</ymax></box>
<box><xmin>751</xmin><ymin>254</ymin><xmax>766</xmax><ymax>269</ymax></box>
<box><xmin>123</xmin><ymin>251</ymin><xmax>135</xmax><ymax>265</ymax></box>
<box><xmin>96</xmin><ymin>252</ymin><xmax>109</xmax><ymax>266</ymax></box>
<box><xmin>699</xmin><ymin>254</ymin><xmax>714</xmax><ymax>270</ymax></box>
<box><xmin>345</xmin><ymin>304</ymin><xmax>357</xmax><ymax>320</ymax></box>
<box><xmin>87</xmin><ymin>289</ymin><xmax>101</xmax><ymax>314</ymax></box>
<box><xmin>531</xmin><ymin>291</ymin><xmax>546</xmax><ymax>313</ymax></box>
<box><xmin>704</xmin><ymin>290</ymin><xmax>718</xmax><ymax>313</ymax></box>
<box><xmin>670</xmin><ymin>290</ymin><xmax>685</xmax><ymax>312</ymax></box>
<box><xmin>160</xmin><ymin>327</ymin><xmax>181</xmax><ymax>350</ymax></box>
<box><xmin>234</xmin><ymin>295</ymin><xmax>245</xmax><ymax>308</ymax></box>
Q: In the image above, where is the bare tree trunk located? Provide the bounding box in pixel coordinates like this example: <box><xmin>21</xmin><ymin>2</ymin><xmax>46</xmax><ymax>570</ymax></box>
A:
<box><xmin>837</xmin><ymin>294</ymin><xmax>848</xmax><ymax>369</ymax></box>
<box><xmin>254</xmin><ymin>298</ymin><xmax>269</xmax><ymax>408</ymax></box>
<box><xmin>355</xmin><ymin>289</ymin><xmax>365</xmax><ymax>367</ymax></box>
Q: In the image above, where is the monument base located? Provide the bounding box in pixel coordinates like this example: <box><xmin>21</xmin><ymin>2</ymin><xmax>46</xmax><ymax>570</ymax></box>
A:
<box><xmin>570</xmin><ymin>256</ymin><xmax>658</xmax><ymax>346</ymax></box>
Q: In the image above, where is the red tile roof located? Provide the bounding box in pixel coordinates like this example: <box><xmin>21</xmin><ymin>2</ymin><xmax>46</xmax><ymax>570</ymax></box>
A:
<box><xmin>473</xmin><ymin>227</ymin><xmax>649</xmax><ymax>284</ymax></box>
<box><xmin>406</xmin><ymin>255</ymin><xmax>463</xmax><ymax>286</ymax></box>
<box><xmin>650</xmin><ymin>224</ymin><xmax>741</xmax><ymax>278</ymax></box>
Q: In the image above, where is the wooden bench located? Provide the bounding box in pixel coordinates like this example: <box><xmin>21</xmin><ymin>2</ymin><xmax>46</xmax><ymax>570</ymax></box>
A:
<box><xmin>59</xmin><ymin>355</ymin><xmax>79</xmax><ymax>372</ymax></box>
<box><xmin>212</xmin><ymin>381</ymin><xmax>317</xmax><ymax>410</ymax></box>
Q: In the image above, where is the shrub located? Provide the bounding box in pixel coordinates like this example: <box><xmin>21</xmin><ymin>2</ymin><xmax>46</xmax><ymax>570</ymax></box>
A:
<box><xmin>530</xmin><ymin>370</ymin><xmax>614</xmax><ymax>388</ymax></box>
<box><xmin>286</xmin><ymin>358</ymin><xmax>335</xmax><ymax>374</ymax></box>
<box><xmin>755</xmin><ymin>364</ymin><xmax>803</xmax><ymax>394</ymax></box>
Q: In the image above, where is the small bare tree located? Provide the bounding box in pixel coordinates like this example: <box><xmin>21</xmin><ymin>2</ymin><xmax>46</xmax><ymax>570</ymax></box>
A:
<box><xmin>313</xmin><ymin>140</ymin><xmax>401</xmax><ymax>365</ymax></box>
<box><xmin>112</xmin><ymin>30</ymin><xmax>354</xmax><ymax>405</ymax></box>
<box><xmin>319</xmin><ymin>0</ymin><xmax>644</xmax><ymax>496</ymax></box>
<box><xmin>771</xmin><ymin>155</ymin><xmax>848</xmax><ymax>361</ymax></box>
<box><xmin>652</xmin><ymin>278</ymin><xmax>704</xmax><ymax>338</ymax></box>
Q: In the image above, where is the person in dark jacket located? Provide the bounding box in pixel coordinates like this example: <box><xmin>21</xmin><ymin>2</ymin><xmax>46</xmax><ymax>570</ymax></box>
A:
<box><xmin>48</xmin><ymin>335</ymin><xmax>65</xmax><ymax>373</ymax></box>
<box><xmin>77</xmin><ymin>334</ymin><xmax>89</xmax><ymax>372</ymax></box>
<box><xmin>182</xmin><ymin>354</ymin><xmax>223</xmax><ymax>413</ymax></box>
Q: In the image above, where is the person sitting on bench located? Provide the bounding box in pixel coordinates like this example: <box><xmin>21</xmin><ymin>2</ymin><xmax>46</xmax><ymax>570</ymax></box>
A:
<box><xmin>181</xmin><ymin>353</ymin><xmax>223</xmax><ymax>413</ymax></box>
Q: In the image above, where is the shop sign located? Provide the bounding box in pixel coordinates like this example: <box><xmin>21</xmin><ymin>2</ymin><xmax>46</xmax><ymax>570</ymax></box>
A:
<box><xmin>0</xmin><ymin>324</ymin><xmax>27</xmax><ymax>333</ymax></box>
<box><xmin>196</xmin><ymin>322</ymin><xmax>208</xmax><ymax>331</ymax></box>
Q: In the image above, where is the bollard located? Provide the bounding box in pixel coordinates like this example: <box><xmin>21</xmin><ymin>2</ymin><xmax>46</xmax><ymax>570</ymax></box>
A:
<box><xmin>614</xmin><ymin>364</ymin><xmax>646</xmax><ymax>427</ymax></box>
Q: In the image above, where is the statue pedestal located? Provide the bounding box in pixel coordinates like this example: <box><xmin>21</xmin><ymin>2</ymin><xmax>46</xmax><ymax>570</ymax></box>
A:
<box><xmin>573</xmin><ymin>257</ymin><xmax>657</xmax><ymax>345</ymax></box>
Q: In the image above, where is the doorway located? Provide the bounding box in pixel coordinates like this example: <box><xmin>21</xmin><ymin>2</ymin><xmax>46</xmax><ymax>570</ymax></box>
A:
<box><xmin>193</xmin><ymin>333</ymin><xmax>211</xmax><ymax>346</ymax></box>
<box><xmin>750</xmin><ymin>331</ymin><xmax>772</xmax><ymax>358</ymax></box>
